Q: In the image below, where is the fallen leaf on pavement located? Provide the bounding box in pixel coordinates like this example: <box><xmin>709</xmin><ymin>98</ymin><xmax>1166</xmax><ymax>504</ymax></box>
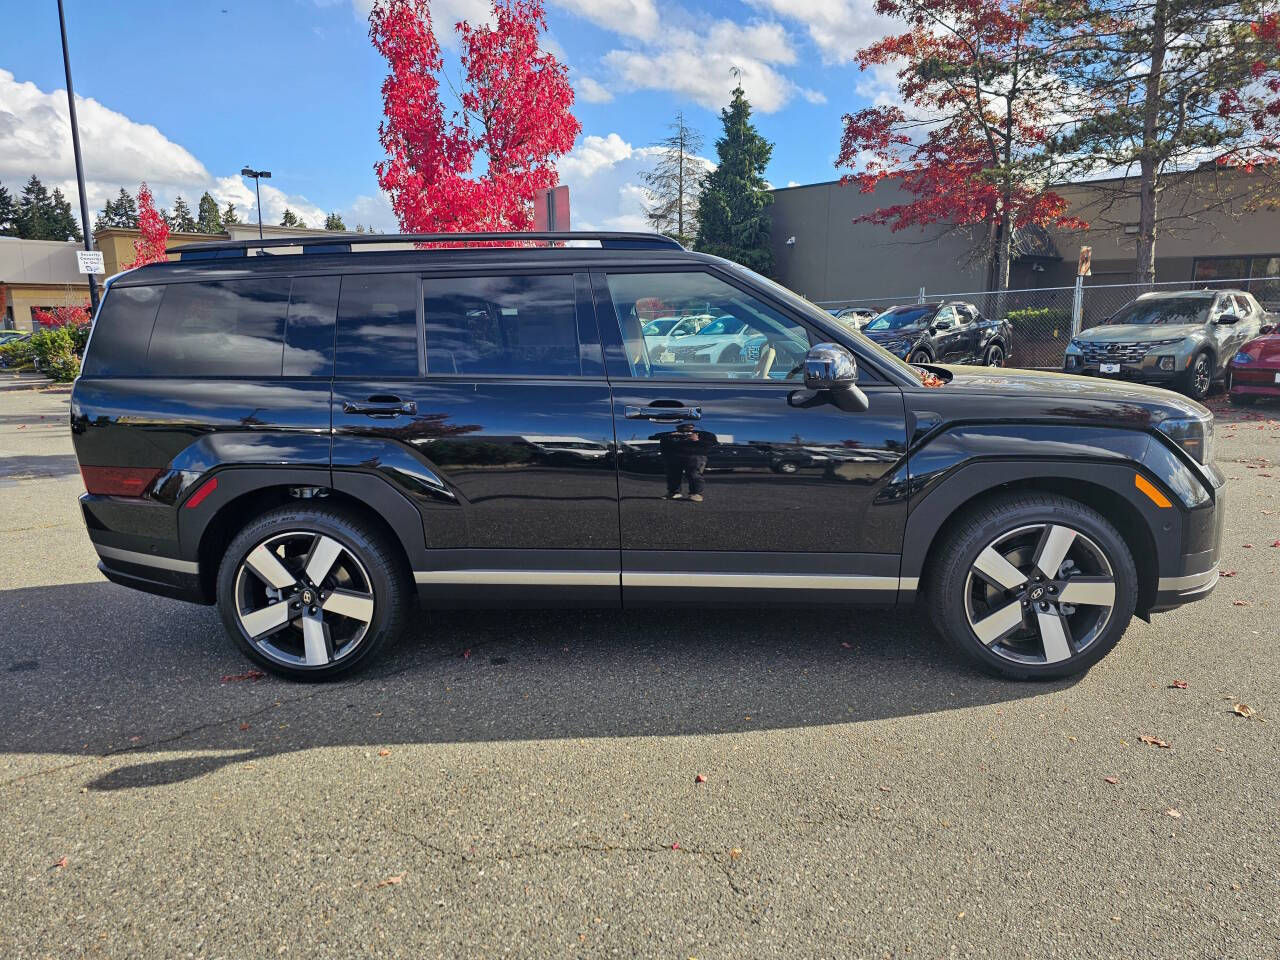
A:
<box><xmin>1220</xmin><ymin>569</ymin><xmax>1237</xmax><ymax>577</ymax></box>
<box><xmin>671</xmin><ymin>842</ymin><xmax>680</xmax><ymax>850</ymax></box>
<box><xmin>376</xmin><ymin>872</ymin><xmax>405</xmax><ymax>887</ymax></box>
<box><xmin>841</xmin><ymin>642</ymin><xmax>851</xmax><ymax>648</ymax></box>
<box><xmin>462</xmin><ymin>648</ymin><xmax>471</xmax><ymax>659</ymax></box>
<box><xmin>1242</xmin><ymin>543</ymin><xmax>1254</xmax><ymax>548</ymax></box>
<box><xmin>729</xmin><ymin>848</ymin><xmax>742</xmax><ymax>860</ymax></box>
<box><xmin>1272</xmin><ymin>541</ymin><xmax>1280</xmax><ymax>548</ymax></box>
<box><xmin>1168</xmin><ymin>679</ymin><xmax>1188</xmax><ymax>689</ymax></box>
<box><xmin>220</xmin><ymin>670</ymin><xmax>265</xmax><ymax>682</ymax></box>
<box><xmin>1138</xmin><ymin>735</ymin><xmax>1171</xmax><ymax>749</ymax></box>
<box><xmin>1232</xmin><ymin>599</ymin><xmax>1251</xmax><ymax>606</ymax></box>
<box><xmin>378</xmin><ymin>749</ymin><xmax>391</xmax><ymax>757</ymax></box>
<box><xmin>1104</xmin><ymin>776</ymin><xmax>1119</xmax><ymax>785</ymax></box>
<box><xmin>1233</xmin><ymin>703</ymin><xmax>1256</xmax><ymax>719</ymax></box>
<box><xmin>239</xmin><ymin>723</ymin><xmax>250</xmax><ymax>731</ymax></box>
<box><xmin>694</xmin><ymin>774</ymin><xmax>706</xmax><ymax>783</ymax></box>
<box><xmin>52</xmin><ymin>856</ymin><xmax>67</xmax><ymax>869</ymax></box>
<box><xmin>1164</xmin><ymin>808</ymin><xmax>1182</xmax><ymax>818</ymax></box>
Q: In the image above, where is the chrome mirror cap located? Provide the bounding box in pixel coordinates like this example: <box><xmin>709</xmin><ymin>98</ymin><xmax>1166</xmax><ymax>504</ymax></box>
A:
<box><xmin>804</xmin><ymin>342</ymin><xmax>858</xmax><ymax>391</ymax></box>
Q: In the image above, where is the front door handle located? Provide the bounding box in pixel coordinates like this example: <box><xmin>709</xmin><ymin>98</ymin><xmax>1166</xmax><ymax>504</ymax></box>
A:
<box><xmin>624</xmin><ymin>404</ymin><xmax>702</xmax><ymax>422</ymax></box>
<box><xmin>342</xmin><ymin>397</ymin><xmax>417</xmax><ymax>417</ymax></box>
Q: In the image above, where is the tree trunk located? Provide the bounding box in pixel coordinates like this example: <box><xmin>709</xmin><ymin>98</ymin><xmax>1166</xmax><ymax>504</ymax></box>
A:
<box><xmin>1136</xmin><ymin>0</ymin><xmax>1168</xmax><ymax>288</ymax></box>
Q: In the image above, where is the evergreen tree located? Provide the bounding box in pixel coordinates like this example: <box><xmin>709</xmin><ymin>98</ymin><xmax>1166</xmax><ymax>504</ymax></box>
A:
<box><xmin>169</xmin><ymin>195</ymin><xmax>197</xmax><ymax>233</ymax></box>
<box><xmin>694</xmin><ymin>84</ymin><xmax>774</xmax><ymax>274</ymax></box>
<box><xmin>280</xmin><ymin>208</ymin><xmax>301</xmax><ymax>227</ymax></box>
<box><xmin>0</xmin><ymin>182</ymin><xmax>17</xmax><ymax>237</ymax></box>
<box><xmin>16</xmin><ymin>176</ymin><xmax>58</xmax><ymax>239</ymax></box>
<box><xmin>643</xmin><ymin>111</ymin><xmax>705</xmax><ymax>245</ymax></box>
<box><xmin>196</xmin><ymin>191</ymin><xmax>223</xmax><ymax>233</ymax></box>
<box><xmin>222</xmin><ymin>202</ymin><xmax>240</xmax><ymax>225</ymax></box>
<box><xmin>95</xmin><ymin>187</ymin><xmax>139</xmax><ymax>230</ymax></box>
<box><xmin>324</xmin><ymin>211</ymin><xmax>347</xmax><ymax>231</ymax></box>
<box><xmin>48</xmin><ymin>187</ymin><xmax>83</xmax><ymax>241</ymax></box>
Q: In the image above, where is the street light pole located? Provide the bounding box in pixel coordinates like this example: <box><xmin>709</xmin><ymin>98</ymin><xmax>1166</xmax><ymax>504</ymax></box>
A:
<box><xmin>240</xmin><ymin>167</ymin><xmax>272</xmax><ymax>241</ymax></box>
<box><xmin>56</xmin><ymin>0</ymin><xmax>98</xmax><ymax>311</ymax></box>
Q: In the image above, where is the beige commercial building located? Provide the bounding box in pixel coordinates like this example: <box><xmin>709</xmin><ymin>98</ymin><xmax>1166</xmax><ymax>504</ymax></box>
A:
<box><xmin>2</xmin><ymin>224</ymin><xmax>350</xmax><ymax>331</ymax></box>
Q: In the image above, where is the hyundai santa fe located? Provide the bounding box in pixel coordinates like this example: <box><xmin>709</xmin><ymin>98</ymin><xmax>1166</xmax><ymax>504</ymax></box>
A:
<box><xmin>70</xmin><ymin>231</ymin><xmax>1225</xmax><ymax>681</ymax></box>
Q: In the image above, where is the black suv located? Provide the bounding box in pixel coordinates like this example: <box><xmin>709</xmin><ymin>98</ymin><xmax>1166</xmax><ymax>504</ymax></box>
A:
<box><xmin>71</xmin><ymin>232</ymin><xmax>1224</xmax><ymax>681</ymax></box>
<box><xmin>862</xmin><ymin>301</ymin><xmax>1014</xmax><ymax>367</ymax></box>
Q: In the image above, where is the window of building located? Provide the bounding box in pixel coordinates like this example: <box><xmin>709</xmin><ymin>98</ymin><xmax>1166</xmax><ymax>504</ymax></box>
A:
<box><xmin>605</xmin><ymin>271</ymin><xmax>812</xmax><ymax>381</ymax></box>
<box><xmin>335</xmin><ymin>273</ymin><xmax>419</xmax><ymax>378</ymax></box>
<box><xmin>146</xmin><ymin>279</ymin><xmax>291</xmax><ymax>377</ymax></box>
<box><xmin>1193</xmin><ymin>255</ymin><xmax>1280</xmax><ymax>306</ymax></box>
<box><xmin>423</xmin><ymin>274</ymin><xmax>580</xmax><ymax>376</ymax></box>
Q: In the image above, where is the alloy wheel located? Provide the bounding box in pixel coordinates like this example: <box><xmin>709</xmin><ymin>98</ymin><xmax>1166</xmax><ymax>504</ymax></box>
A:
<box><xmin>987</xmin><ymin>346</ymin><xmax>1004</xmax><ymax>367</ymax></box>
<box><xmin>963</xmin><ymin>523</ymin><xmax>1116</xmax><ymax>666</ymax></box>
<box><xmin>232</xmin><ymin>530</ymin><xmax>375</xmax><ymax>668</ymax></box>
<box><xmin>1192</xmin><ymin>354</ymin><xmax>1211</xmax><ymax>397</ymax></box>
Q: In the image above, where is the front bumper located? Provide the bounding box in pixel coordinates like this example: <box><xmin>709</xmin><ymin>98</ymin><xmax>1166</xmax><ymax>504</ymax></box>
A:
<box><xmin>1148</xmin><ymin>478</ymin><xmax>1226</xmax><ymax>614</ymax></box>
<box><xmin>1063</xmin><ymin>357</ymin><xmax>1188</xmax><ymax>384</ymax></box>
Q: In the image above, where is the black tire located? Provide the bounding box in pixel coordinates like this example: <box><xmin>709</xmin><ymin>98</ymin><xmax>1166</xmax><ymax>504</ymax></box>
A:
<box><xmin>984</xmin><ymin>343</ymin><xmax>1005</xmax><ymax>367</ymax></box>
<box><xmin>909</xmin><ymin>349</ymin><xmax>932</xmax><ymax>365</ymax></box>
<box><xmin>1179</xmin><ymin>351</ymin><xmax>1213</xmax><ymax>400</ymax></box>
<box><xmin>926</xmin><ymin>492</ymin><xmax>1137</xmax><ymax>680</ymax></box>
<box><xmin>216</xmin><ymin>504</ymin><xmax>411</xmax><ymax>681</ymax></box>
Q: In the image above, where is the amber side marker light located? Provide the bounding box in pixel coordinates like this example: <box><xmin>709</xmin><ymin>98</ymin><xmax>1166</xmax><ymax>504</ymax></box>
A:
<box><xmin>1135</xmin><ymin>473</ymin><xmax>1172</xmax><ymax>508</ymax></box>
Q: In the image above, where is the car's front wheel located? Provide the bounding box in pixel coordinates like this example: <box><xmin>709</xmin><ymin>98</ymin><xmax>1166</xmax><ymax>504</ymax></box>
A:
<box><xmin>984</xmin><ymin>343</ymin><xmax>1005</xmax><ymax>367</ymax></box>
<box><xmin>927</xmin><ymin>493</ymin><xmax>1137</xmax><ymax>679</ymax></box>
<box><xmin>216</xmin><ymin>505</ymin><xmax>410</xmax><ymax>681</ymax></box>
<box><xmin>1180</xmin><ymin>351</ymin><xmax>1213</xmax><ymax>400</ymax></box>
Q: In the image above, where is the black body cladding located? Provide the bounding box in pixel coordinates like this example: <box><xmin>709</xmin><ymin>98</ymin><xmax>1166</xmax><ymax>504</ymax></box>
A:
<box><xmin>70</xmin><ymin>235</ymin><xmax>1224</xmax><ymax>677</ymax></box>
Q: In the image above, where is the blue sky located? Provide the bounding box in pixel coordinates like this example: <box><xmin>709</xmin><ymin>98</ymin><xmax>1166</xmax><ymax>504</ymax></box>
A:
<box><xmin>0</xmin><ymin>0</ymin><xmax>894</xmax><ymax>231</ymax></box>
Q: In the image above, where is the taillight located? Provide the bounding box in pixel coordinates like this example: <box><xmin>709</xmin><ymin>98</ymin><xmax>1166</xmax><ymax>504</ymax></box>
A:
<box><xmin>80</xmin><ymin>465</ymin><xmax>162</xmax><ymax>497</ymax></box>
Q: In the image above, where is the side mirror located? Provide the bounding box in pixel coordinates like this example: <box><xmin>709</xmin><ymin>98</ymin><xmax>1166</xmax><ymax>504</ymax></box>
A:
<box><xmin>803</xmin><ymin>342</ymin><xmax>869</xmax><ymax>413</ymax></box>
<box><xmin>932</xmin><ymin>320</ymin><xmax>952</xmax><ymax>330</ymax></box>
<box><xmin>1215</xmin><ymin>314</ymin><xmax>1241</xmax><ymax>325</ymax></box>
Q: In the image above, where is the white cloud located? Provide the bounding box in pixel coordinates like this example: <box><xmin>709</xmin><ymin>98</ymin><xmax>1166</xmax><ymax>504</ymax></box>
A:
<box><xmin>557</xmin><ymin>132</ymin><xmax>713</xmax><ymax>232</ymax></box>
<box><xmin>576</xmin><ymin>75</ymin><xmax>615</xmax><ymax>104</ymax></box>
<box><xmin>0</xmin><ymin>69</ymin><xmax>393</xmax><ymax>233</ymax></box>
<box><xmin>746</xmin><ymin>0</ymin><xmax>890</xmax><ymax>64</ymax></box>
<box><xmin>552</xmin><ymin>0</ymin><xmax>659</xmax><ymax>40</ymax></box>
<box><xmin>345</xmin><ymin>0</ymin><xmax>493</xmax><ymax>47</ymax></box>
<box><xmin>599</xmin><ymin>18</ymin><xmax>810</xmax><ymax>113</ymax></box>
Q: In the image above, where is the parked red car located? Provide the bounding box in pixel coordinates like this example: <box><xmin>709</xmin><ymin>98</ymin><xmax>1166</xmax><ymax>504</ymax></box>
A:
<box><xmin>1228</xmin><ymin>321</ymin><xmax>1280</xmax><ymax>404</ymax></box>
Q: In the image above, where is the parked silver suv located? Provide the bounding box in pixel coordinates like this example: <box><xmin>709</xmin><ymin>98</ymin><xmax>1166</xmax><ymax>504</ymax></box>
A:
<box><xmin>1064</xmin><ymin>289</ymin><xmax>1264</xmax><ymax>399</ymax></box>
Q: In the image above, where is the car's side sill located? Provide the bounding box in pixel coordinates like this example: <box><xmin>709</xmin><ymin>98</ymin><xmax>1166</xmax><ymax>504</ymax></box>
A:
<box><xmin>414</xmin><ymin>569</ymin><xmax>918</xmax><ymax>591</ymax></box>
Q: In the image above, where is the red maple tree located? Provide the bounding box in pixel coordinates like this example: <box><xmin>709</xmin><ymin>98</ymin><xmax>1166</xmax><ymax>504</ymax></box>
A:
<box><xmin>837</xmin><ymin>0</ymin><xmax>1083</xmax><ymax>291</ymax></box>
<box><xmin>34</xmin><ymin>304</ymin><xmax>92</xmax><ymax>328</ymax></box>
<box><xmin>128</xmin><ymin>182</ymin><xmax>169</xmax><ymax>268</ymax></box>
<box><xmin>370</xmin><ymin>0</ymin><xmax>580</xmax><ymax>234</ymax></box>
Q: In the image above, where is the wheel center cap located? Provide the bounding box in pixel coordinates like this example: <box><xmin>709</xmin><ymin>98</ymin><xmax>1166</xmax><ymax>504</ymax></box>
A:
<box><xmin>301</xmin><ymin>589</ymin><xmax>315</xmax><ymax>605</ymax></box>
<box><xmin>1028</xmin><ymin>585</ymin><xmax>1046</xmax><ymax>601</ymax></box>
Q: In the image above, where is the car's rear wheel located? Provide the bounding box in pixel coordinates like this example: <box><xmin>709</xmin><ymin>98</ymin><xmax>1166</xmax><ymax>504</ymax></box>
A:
<box><xmin>1180</xmin><ymin>351</ymin><xmax>1213</xmax><ymax>400</ymax></box>
<box><xmin>909</xmin><ymin>349</ymin><xmax>932</xmax><ymax>365</ymax></box>
<box><xmin>216</xmin><ymin>505</ymin><xmax>410</xmax><ymax>681</ymax></box>
<box><xmin>927</xmin><ymin>493</ymin><xmax>1136</xmax><ymax>679</ymax></box>
<box><xmin>985</xmin><ymin>344</ymin><xmax>1005</xmax><ymax>367</ymax></box>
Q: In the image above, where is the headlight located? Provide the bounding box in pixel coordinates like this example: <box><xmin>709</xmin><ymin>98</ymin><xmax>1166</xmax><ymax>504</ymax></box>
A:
<box><xmin>1156</xmin><ymin>416</ymin><xmax>1214</xmax><ymax>465</ymax></box>
<box><xmin>1066</xmin><ymin>340</ymin><xmax>1083</xmax><ymax>353</ymax></box>
<box><xmin>1233</xmin><ymin>351</ymin><xmax>1253</xmax><ymax>364</ymax></box>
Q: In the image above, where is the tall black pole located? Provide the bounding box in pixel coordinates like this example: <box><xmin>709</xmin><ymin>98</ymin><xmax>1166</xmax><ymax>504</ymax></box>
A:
<box><xmin>57</xmin><ymin>0</ymin><xmax>98</xmax><ymax>311</ymax></box>
<box><xmin>254</xmin><ymin>178</ymin><xmax>263</xmax><ymax>240</ymax></box>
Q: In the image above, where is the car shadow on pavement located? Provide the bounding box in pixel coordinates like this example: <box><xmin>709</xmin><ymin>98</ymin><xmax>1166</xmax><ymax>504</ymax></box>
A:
<box><xmin>0</xmin><ymin>581</ymin><xmax>1077</xmax><ymax>790</ymax></box>
<box><xmin>0</xmin><ymin>453</ymin><xmax>82</xmax><ymax>480</ymax></box>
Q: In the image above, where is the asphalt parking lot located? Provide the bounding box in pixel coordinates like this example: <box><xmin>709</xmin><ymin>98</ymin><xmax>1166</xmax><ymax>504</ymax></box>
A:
<box><xmin>1</xmin><ymin>386</ymin><xmax>1276</xmax><ymax>960</ymax></box>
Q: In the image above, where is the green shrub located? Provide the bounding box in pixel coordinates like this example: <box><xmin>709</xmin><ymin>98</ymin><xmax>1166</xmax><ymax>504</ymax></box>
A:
<box><xmin>1004</xmin><ymin>306</ymin><xmax>1071</xmax><ymax>327</ymax></box>
<box><xmin>28</xmin><ymin>325</ymin><xmax>76</xmax><ymax>368</ymax></box>
<box><xmin>0</xmin><ymin>338</ymin><xmax>34</xmax><ymax>369</ymax></box>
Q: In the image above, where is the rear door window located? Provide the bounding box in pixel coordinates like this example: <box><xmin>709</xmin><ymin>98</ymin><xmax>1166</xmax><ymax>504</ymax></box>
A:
<box><xmin>146</xmin><ymin>279</ymin><xmax>291</xmax><ymax>377</ymax></box>
<box><xmin>82</xmin><ymin>285</ymin><xmax>164</xmax><ymax>376</ymax></box>
<box><xmin>423</xmin><ymin>274</ymin><xmax>580</xmax><ymax>376</ymax></box>
<box><xmin>335</xmin><ymin>273</ymin><xmax>419</xmax><ymax>378</ymax></box>
<box><xmin>284</xmin><ymin>275</ymin><xmax>340</xmax><ymax>376</ymax></box>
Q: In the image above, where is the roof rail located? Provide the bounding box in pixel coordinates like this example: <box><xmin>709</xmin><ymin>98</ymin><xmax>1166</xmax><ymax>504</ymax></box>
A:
<box><xmin>167</xmin><ymin>231</ymin><xmax>684</xmax><ymax>257</ymax></box>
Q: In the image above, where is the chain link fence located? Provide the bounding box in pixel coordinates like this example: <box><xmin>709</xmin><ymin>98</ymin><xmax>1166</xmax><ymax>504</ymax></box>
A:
<box><xmin>818</xmin><ymin>277</ymin><xmax>1275</xmax><ymax>370</ymax></box>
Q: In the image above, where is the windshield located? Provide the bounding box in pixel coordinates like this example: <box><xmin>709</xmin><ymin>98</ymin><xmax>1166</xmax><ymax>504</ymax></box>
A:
<box><xmin>1108</xmin><ymin>297</ymin><xmax>1210</xmax><ymax>325</ymax></box>
<box><xmin>865</xmin><ymin>306</ymin><xmax>934</xmax><ymax>332</ymax></box>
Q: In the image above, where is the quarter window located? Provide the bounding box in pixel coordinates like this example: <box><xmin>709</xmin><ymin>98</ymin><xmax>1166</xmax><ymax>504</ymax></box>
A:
<box><xmin>604</xmin><ymin>271</ymin><xmax>812</xmax><ymax>381</ymax></box>
<box><xmin>335</xmin><ymin>273</ymin><xmax>419</xmax><ymax>378</ymax></box>
<box><xmin>146</xmin><ymin>279</ymin><xmax>291</xmax><ymax>377</ymax></box>
<box><xmin>81</xmin><ymin>285</ymin><xmax>164</xmax><ymax>377</ymax></box>
<box><xmin>423</xmin><ymin>274</ymin><xmax>580</xmax><ymax>376</ymax></box>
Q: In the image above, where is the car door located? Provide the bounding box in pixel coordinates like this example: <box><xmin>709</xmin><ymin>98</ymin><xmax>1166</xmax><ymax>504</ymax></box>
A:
<box><xmin>330</xmin><ymin>269</ymin><xmax>621</xmax><ymax>608</ymax></box>
<box><xmin>931</xmin><ymin>305</ymin><xmax>965</xmax><ymax>362</ymax></box>
<box><xmin>593</xmin><ymin>267</ymin><xmax>910</xmax><ymax>607</ymax></box>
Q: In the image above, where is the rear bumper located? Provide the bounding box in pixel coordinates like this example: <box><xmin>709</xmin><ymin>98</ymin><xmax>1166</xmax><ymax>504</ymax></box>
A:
<box><xmin>1228</xmin><ymin>367</ymin><xmax>1280</xmax><ymax>397</ymax></box>
<box><xmin>82</xmin><ymin>494</ymin><xmax>209</xmax><ymax>604</ymax></box>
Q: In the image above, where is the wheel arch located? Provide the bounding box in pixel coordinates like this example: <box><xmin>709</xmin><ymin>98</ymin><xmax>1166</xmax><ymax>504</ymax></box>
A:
<box><xmin>903</xmin><ymin>462</ymin><xmax>1164</xmax><ymax>615</ymax></box>
<box><xmin>181</xmin><ymin>469</ymin><xmax>425</xmax><ymax>602</ymax></box>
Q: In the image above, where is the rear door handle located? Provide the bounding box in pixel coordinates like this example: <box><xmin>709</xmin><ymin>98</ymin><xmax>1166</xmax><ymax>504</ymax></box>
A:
<box><xmin>624</xmin><ymin>404</ymin><xmax>702</xmax><ymax>422</ymax></box>
<box><xmin>342</xmin><ymin>397</ymin><xmax>417</xmax><ymax>417</ymax></box>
